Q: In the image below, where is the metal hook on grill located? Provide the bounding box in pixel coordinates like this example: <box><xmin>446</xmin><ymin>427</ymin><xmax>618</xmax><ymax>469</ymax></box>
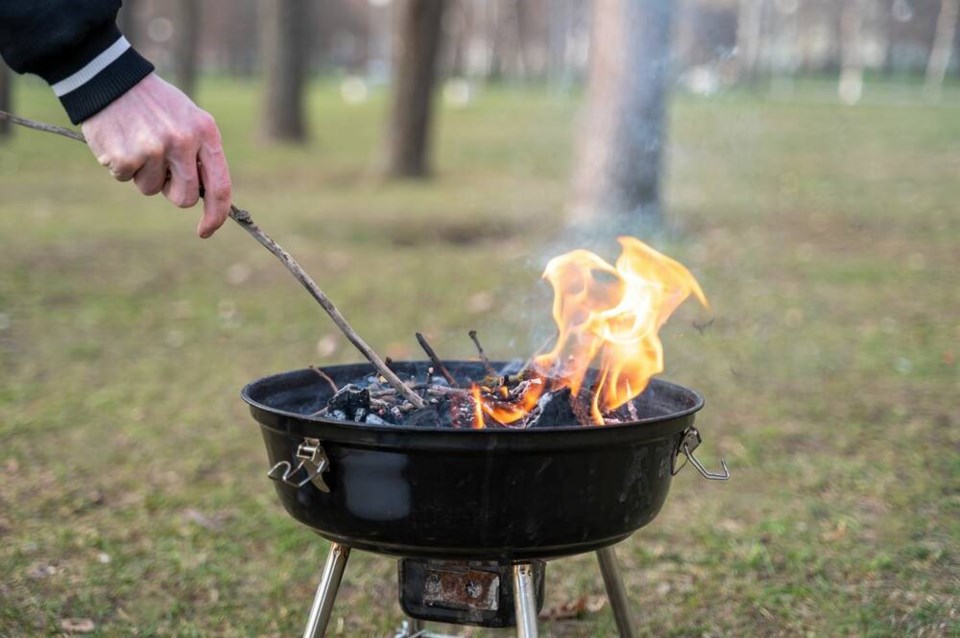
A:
<box><xmin>267</xmin><ymin>438</ymin><xmax>331</xmax><ymax>492</ymax></box>
<box><xmin>673</xmin><ymin>427</ymin><xmax>730</xmax><ymax>481</ymax></box>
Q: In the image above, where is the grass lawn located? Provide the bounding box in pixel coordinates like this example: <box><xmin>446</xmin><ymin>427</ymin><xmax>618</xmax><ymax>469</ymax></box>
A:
<box><xmin>0</xmin><ymin>76</ymin><xmax>957</xmax><ymax>637</ymax></box>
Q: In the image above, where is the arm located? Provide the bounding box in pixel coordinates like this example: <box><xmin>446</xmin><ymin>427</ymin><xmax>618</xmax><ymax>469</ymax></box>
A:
<box><xmin>0</xmin><ymin>1</ymin><xmax>232</xmax><ymax>238</ymax></box>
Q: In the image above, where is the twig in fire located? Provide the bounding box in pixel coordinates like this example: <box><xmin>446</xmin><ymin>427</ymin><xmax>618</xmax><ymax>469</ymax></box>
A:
<box><xmin>468</xmin><ymin>329</ymin><xmax>498</xmax><ymax>376</ymax></box>
<box><xmin>0</xmin><ymin>109</ymin><xmax>426</xmax><ymax>410</ymax></box>
<box><xmin>414</xmin><ymin>332</ymin><xmax>459</xmax><ymax>387</ymax></box>
<box><xmin>309</xmin><ymin>366</ymin><xmax>339</xmax><ymax>394</ymax></box>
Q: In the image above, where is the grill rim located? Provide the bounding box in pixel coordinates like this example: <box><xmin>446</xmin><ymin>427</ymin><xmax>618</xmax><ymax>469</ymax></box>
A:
<box><xmin>242</xmin><ymin>361</ymin><xmax>704</xmax><ymax>453</ymax></box>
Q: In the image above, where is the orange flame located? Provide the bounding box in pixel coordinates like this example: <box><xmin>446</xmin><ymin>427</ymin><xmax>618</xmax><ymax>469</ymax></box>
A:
<box><xmin>470</xmin><ymin>385</ymin><xmax>486</xmax><ymax>429</ymax></box>
<box><xmin>469</xmin><ymin>237</ymin><xmax>706</xmax><ymax>428</ymax></box>
<box><xmin>479</xmin><ymin>378</ymin><xmax>545</xmax><ymax>425</ymax></box>
<box><xmin>532</xmin><ymin>237</ymin><xmax>707</xmax><ymax>423</ymax></box>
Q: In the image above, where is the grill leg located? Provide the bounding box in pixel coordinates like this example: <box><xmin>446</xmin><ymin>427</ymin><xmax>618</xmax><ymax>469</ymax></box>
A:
<box><xmin>596</xmin><ymin>546</ymin><xmax>638</xmax><ymax>638</ymax></box>
<box><xmin>303</xmin><ymin>543</ymin><xmax>351</xmax><ymax>638</ymax></box>
<box><xmin>512</xmin><ymin>563</ymin><xmax>539</xmax><ymax>638</ymax></box>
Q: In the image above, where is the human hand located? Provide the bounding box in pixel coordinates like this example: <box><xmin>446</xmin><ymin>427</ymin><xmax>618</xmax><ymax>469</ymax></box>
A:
<box><xmin>80</xmin><ymin>73</ymin><xmax>232</xmax><ymax>238</ymax></box>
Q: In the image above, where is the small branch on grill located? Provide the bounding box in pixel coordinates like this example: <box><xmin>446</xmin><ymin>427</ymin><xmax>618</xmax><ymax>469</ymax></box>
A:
<box><xmin>415</xmin><ymin>332</ymin><xmax>458</xmax><ymax>387</ymax></box>
<box><xmin>309</xmin><ymin>366</ymin><xmax>339</xmax><ymax>394</ymax></box>
<box><xmin>0</xmin><ymin>111</ymin><xmax>427</xmax><ymax>410</ymax></box>
<box><xmin>468</xmin><ymin>330</ymin><xmax>498</xmax><ymax>376</ymax></box>
<box><xmin>425</xmin><ymin>386</ymin><xmax>470</xmax><ymax>397</ymax></box>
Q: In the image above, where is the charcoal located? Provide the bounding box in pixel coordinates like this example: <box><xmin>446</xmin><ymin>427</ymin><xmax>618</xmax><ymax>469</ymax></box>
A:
<box><xmin>607</xmin><ymin>399</ymin><xmax>641</xmax><ymax>423</ymax></box>
<box><xmin>404</xmin><ymin>405</ymin><xmax>441</xmax><ymax>427</ymax></box>
<box><xmin>327</xmin><ymin>384</ymin><xmax>371</xmax><ymax>421</ymax></box>
<box><xmin>527</xmin><ymin>388</ymin><xmax>576</xmax><ymax>428</ymax></box>
<box><xmin>438</xmin><ymin>395</ymin><xmax>475</xmax><ymax>429</ymax></box>
<box><xmin>365</xmin><ymin>413</ymin><xmax>388</xmax><ymax>425</ymax></box>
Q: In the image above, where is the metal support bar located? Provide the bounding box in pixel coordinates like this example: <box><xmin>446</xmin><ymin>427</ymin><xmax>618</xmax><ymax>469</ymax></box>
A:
<box><xmin>512</xmin><ymin>563</ymin><xmax>539</xmax><ymax>638</ymax></box>
<box><xmin>596</xmin><ymin>546</ymin><xmax>638</xmax><ymax>637</ymax></box>
<box><xmin>303</xmin><ymin>543</ymin><xmax>351</xmax><ymax>638</ymax></box>
<box><xmin>406</xmin><ymin>617</ymin><xmax>424</xmax><ymax>635</ymax></box>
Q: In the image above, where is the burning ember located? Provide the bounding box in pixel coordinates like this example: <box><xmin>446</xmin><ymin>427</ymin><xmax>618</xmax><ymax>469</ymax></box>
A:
<box><xmin>313</xmin><ymin>237</ymin><xmax>706</xmax><ymax>429</ymax></box>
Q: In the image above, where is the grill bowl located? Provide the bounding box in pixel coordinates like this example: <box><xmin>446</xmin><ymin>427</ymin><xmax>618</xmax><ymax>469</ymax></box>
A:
<box><xmin>242</xmin><ymin>361</ymin><xmax>703</xmax><ymax>560</ymax></box>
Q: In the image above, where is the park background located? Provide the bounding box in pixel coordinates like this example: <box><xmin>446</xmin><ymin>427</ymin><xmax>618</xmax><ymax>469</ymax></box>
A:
<box><xmin>1</xmin><ymin>0</ymin><xmax>958</xmax><ymax>636</ymax></box>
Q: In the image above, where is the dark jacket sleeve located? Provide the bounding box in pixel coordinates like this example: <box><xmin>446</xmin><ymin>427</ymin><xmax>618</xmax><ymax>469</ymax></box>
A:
<box><xmin>0</xmin><ymin>0</ymin><xmax>154</xmax><ymax>124</ymax></box>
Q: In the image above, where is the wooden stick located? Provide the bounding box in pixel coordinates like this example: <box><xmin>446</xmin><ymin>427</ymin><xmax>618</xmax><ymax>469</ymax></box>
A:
<box><xmin>230</xmin><ymin>206</ymin><xmax>423</xmax><ymax>407</ymax></box>
<box><xmin>468</xmin><ymin>329</ymin><xmax>497</xmax><ymax>376</ymax></box>
<box><xmin>0</xmin><ymin>111</ymin><xmax>85</xmax><ymax>142</ymax></box>
<box><xmin>309</xmin><ymin>365</ymin><xmax>339</xmax><ymax>394</ymax></box>
<box><xmin>415</xmin><ymin>332</ymin><xmax>458</xmax><ymax>387</ymax></box>
<box><xmin>0</xmin><ymin>109</ymin><xmax>426</xmax><ymax>409</ymax></box>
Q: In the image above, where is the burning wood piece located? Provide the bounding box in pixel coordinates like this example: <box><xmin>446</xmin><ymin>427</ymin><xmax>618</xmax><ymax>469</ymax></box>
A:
<box><xmin>526</xmin><ymin>388</ymin><xmax>576</xmax><ymax>429</ymax></box>
<box><xmin>414</xmin><ymin>332</ymin><xmax>458</xmax><ymax>387</ymax></box>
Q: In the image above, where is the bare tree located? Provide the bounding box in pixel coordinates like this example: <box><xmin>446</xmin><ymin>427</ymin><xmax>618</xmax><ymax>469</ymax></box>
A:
<box><xmin>547</xmin><ymin>0</ymin><xmax>570</xmax><ymax>84</ymax></box>
<box><xmin>0</xmin><ymin>59</ymin><xmax>11</xmax><ymax>139</ymax></box>
<box><xmin>839</xmin><ymin>0</ymin><xmax>866</xmax><ymax>105</ymax></box>
<box><xmin>570</xmin><ymin>0</ymin><xmax>676</xmax><ymax>228</ymax></box>
<box><xmin>173</xmin><ymin>0</ymin><xmax>200</xmax><ymax>98</ymax></box>
<box><xmin>382</xmin><ymin>0</ymin><xmax>447</xmax><ymax>178</ymax></box>
<box><xmin>737</xmin><ymin>0</ymin><xmax>765</xmax><ymax>80</ymax></box>
<box><xmin>447</xmin><ymin>0</ymin><xmax>471</xmax><ymax>77</ymax></box>
<box><xmin>925</xmin><ymin>0</ymin><xmax>959</xmax><ymax>99</ymax></box>
<box><xmin>260</xmin><ymin>0</ymin><xmax>310</xmax><ymax>142</ymax></box>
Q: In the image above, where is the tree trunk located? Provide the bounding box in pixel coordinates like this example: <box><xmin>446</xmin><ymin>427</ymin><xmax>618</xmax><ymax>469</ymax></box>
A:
<box><xmin>925</xmin><ymin>0</ymin><xmax>959</xmax><ymax>99</ymax></box>
<box><xmin>737</xmin><ymin>0</ymin><xmax>764</xmax><ymax>81</ymax></box>
<box><xmin>512</xmin><ymin>0</ymin><xmax>528</xmax><ymax>79</ymax></box>
<box><xmin>838</xmin><ymin>0</ymin><xmax>865</xmax><ymax>105</ymax></box>
<box><xmin>173</xmin><ymin>0</ymin><xmax>200</xmax><ymax>98</ymax></box>
<box><xmin>547</xmin><ymin>0</ymin><xmax>570</xmax><ymax>86</ymax></box>
<box><xmin>448</xmin><ymin>0</ymin><xmax>469</xmax><ymax>77</ymax></box>
<box><xmin>487</xmin><ymin>0</ymin><xmax>504</xmax><ymax>81</ymax></box>
<box><xmin>0</xmin><ymin>59</ymin><xmax>11</xmax><ymax>139</ymax></box>
<box><xmin>260</xmin><ymin>0</ymin><xmax>309</xmax><ymax>143</ymax></box>
<box><xmin>382</xmin><ymin>0</ymin><xmax>446</xmax><ymax>178</ymax></box>
<box><xmin>570</xmin><ymin>0</ymin><xmax>676</xmax><ymax>230</ymax></box>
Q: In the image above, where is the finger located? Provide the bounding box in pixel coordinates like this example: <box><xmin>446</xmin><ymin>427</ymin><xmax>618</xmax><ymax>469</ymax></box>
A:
<box><xmin>162</xmin><ymin>149</ymin><xmax>201</xmax><ymax>209</ymax></box>
<box><xmin>98</xmin><ymin>151</ymin><xmax>141</xmax><ymax>183</ymax></box>
<box><xmin>196</xmin><ymin>140</ymin><xmax>232</xmax><ymax>239</ymax></box>
<box><xmin>133</xmin><ymin>156</ymin><xmax>168</xmax><ymax>196</ymax></box>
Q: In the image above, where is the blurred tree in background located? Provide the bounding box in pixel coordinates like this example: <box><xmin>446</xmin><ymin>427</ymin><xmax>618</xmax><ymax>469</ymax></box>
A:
<box><xmin>172</xmin><ymin>0</ymin><xmax>200</xmax><ymax>99</ymax></box>
<box><xmin>571</xmin><ymin>0</ymin><xmax>675</xmax><ymax>229</ymax></box>
<box><xmin>106</xmin><ymin>1</ymin><xmax>960</xmax><ymax>98</ymax></box>
<box><xmin>926</xmin><ymin>0</ymin><xmax>959</xmax><ymax>97</ymax></box>
<box><xmin>382</xmin><ymin>0</ymin><xmax>447</xmax><ymax>177</ymax></box>
<box><xmin>47</xmin><ymin>0</ymin><xmax>960</xmax><ymax>203</ymax></box>
<box><xmin>260</xmin><ymin>0</ymin><xmax>311</xmax><ymax>142</ymax></box>
<box><xmin>0</xmin><ymin>58</ymin><xmax>10</xmax><ymax>139</ymax></box>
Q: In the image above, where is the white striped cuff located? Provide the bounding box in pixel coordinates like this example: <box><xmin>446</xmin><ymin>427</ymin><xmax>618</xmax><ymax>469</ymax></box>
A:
<box><xmin>51</xmin><ymin>36</ymin><xmax>131</xmax><ymax>98</ymax></box>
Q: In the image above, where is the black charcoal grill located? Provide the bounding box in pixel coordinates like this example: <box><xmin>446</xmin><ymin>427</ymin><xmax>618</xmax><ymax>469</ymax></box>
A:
<box><xmin>242</xmin><ymin>361</ymin><xmax>728</xmax><ymax>637</ymax></box>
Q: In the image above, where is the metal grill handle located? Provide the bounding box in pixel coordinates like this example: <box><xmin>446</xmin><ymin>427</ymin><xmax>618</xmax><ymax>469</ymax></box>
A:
<box><xmin>267</xmin><ymin>438</ymin><xmax>331</xmax><ymax>492</ymax></box>
<box><xmin>673</xmin><ymin>427</ymin><xmax>730</xmax><ymax>481</ymax></box>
